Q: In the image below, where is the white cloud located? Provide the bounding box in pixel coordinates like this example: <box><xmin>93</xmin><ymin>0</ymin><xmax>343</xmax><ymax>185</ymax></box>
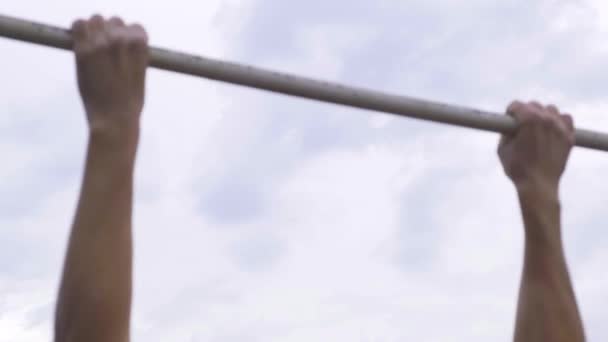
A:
<box><xmin>2</xmin><ymin>0</ymin><xmax>608</xmax><ymax>341</ymax></box>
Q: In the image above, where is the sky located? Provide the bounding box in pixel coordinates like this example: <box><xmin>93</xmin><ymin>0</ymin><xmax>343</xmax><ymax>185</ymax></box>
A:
<box><xmin>1</xmin><ymin>0</ymin><xmax>608</xmax><ymax>341</ymax></box>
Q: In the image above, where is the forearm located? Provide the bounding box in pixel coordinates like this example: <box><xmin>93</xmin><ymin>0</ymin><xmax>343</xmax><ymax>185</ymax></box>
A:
<box><xmin>514</xmin><ymin>186</ymin><xmax>584</xmax><ymax>342</ymax></box>
<box><xmin>55</xmin><ymin>132</ymin><xmax>138</xmax><ymax>341</ymax></box>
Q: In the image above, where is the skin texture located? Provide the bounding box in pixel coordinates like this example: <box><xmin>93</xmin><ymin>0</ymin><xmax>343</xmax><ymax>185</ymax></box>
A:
<box><xmin>49</xmin><ymin>15</ymin><xmax>585</xmax><ymax>341</ymax></box>
<box><xmin>498</xmin><ymin>101</ymin><xmax>585</xmax><ymax>342</ymax></box>
<box><xmin>53</xmin><ymin>16</ymin><xmax>148</xmax><ymax>342</ymax></box>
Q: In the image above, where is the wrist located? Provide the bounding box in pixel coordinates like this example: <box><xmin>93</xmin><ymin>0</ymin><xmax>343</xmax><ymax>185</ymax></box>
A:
<box><xmin>88</xmin><ymin>121</ymin><xmax>140</xmax><ymax>154</ymax></box>
<box><xmin>517</xmin><ymin>182</ymin><xmax>561</xmax><ymax>218</ymax></box>
<box><xmin>515</xmin><ymin>178</ymin><xmax>559</xmax><ymax>203</ymax></box>
<box><xmin>517</xmin><ymin>181</ymin><xmax>562</xmax><ymax>244</ymax></box>
<box><xmin>88</xmin><ymin>126</ymin><xmax>139</xmax><ymax>165</ymax></box>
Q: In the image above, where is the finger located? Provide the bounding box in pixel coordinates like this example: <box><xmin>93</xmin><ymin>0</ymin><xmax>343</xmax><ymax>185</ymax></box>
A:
<box><xmin>561</xmin><ymin>114</ymin><xmax>574</xmax><ymax>131</ymax></box>
<box><xmin>525</xmin><ymin>101</ymin><xmax>556</xmax><ymax>124</ymax></box>
<box><xmin>105</xmin><ymin>24</ymin><xmax>127</xmax><ymax>58</ymax></box>
<box><xmin>86</xmin><ymin>14</ymin><xmax>107</xmax><ymax>46</ymax></box>
<box><xmin>506</xmin><ymin>100</ymin><xmax>525</xmax><ymax>117</ymax></box>
<box><xmin>528</xmin><ymin>100</ymin><xmax>545</xmax><ymax>110</ymax></box>
<box><xmin>560</xmin><ymin>114</ymin><xmax>575</xmax><ymax>142</ymax></box>
<box><xmin>549</xmin><ymin>114</ymin><xmax>569</xmax><ymax>135</ymax></box>
<box><xmin>507</xmin><ymin>100</ymin><xmax>535</xmax><ymax>124</ymax></box>
<box><xmin>106</xmin><ymin>17</ymin><xmax>125</xmax><ymax>44</ymax></box>
<box><xmin>70</xmin><ymin>19</ymin><xmax>88</xmax><ymax>50</ymax></box>
<box><xmin>561</xmin><ymin>114</ymin><xmax>576</xmax><ymax>144</ymax></box>
<box><xmin>128</xmin><ymin>23</ymin><xmax>149</xmax><ymax>44</ymax></box>
<box><xmin>108</xmin><ymin>16</ymin><xmax>125</xmax><ymax>27</ymax></box>
<box><xmin>71</xmin><ymin>19</ymin><xmax>87</xmax><ymax>40</ymax></box>
<box><xmin>125</xmin><ymin>24</ymin><xmax>149</xmax><ymax>57</ymax></box>
<box><xmin>546</xmin><ymin>104</ymin><xmax>560</xmax><ymax>116</ymax></box>
<box><xmin>529</xmin><ymin>101</ymin><xmax>544</xmax><ymax>111</ymax></box>
<box><xmin>127</xmin><ymin>24</ymin><xmax>150</xmax><ymax>80</ymax></box>
<box><xmin>88</xmin><ymin>14</ymin><xmax>104</xmax><ymax>32</ymax></box>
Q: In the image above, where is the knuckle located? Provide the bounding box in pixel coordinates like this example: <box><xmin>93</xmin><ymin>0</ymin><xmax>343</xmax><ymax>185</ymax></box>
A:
<box><xmin>525</xmin><ymin>108</ymin><xmax>540</xmax><ymax>118</ymax></box>
<box><xmin>507</xmin><ymin>100</ymin><xmax>523</xmax><ymax>114</ymax></box>
<box><xmin>126</xmin><ymin>31</ymin><xmax>149</xmax><ymax>52</ymax></box>
<box><xmin>520</xmin><ymin>107</ymin><xmax>539</xmax><ymax>119</ymax></box>
<box><xmin>109</xmin><ymin>16</ymin><xmax>124</xmax><ymax>25</ymax></box>
<box><xmin>106</xmin><ymin>29</ymin><xmax>128</xmax><ymax>47</ymax></box>
<box><xmin>518</xmin><ymin>103</ymin><xmax>535</xmax><ymax>115</ymax></box>
<box><xmin>527</xmin><ymin>103</ymin><xmax>543</xmax><ymax>114</ymax></box>
<box><xmin>521</xmin><ymin>111</ymin><xmax>545</xmax><ymax>126</ymax></box>
<box><xmin>130</xmin><ymin>23</ymin><xmax>145</xmax><ymax>31</ymax></box>
<box><xmin>539</xmin><ymin>115</ymin><xmax>554</xmax><ymax>127</ymax></box>
<box><xmin>510</xmin><ymin>100</ymin><xmax>524</xmax><ymax>107</ymax></box>
<box><xmin>130</xmin><ymin>24</ymin><xmax>149</xmax><ymax>41</ymax></box>
<box><xmin>127</xmin><ymin>36</ymin><xmax>148</xmax><ymax>51</ymax></box>
<box><xmin>71</xmin><ymin>19</ymin><xmax>86</xmax><ymax>31</ymax></box>
<box><xmin>528</xmin><ymin>102</ymin><xmax>545</xmax><ymax>113</ymax></box>
<box><xmin>539</xmin><ymin>113</ymin><xmax>552</xmax><ymax>122</ymax></box>
<box><xmin>546</xmin><ymin>107</ymin><xmax>558</xmax><ymax>116</ymax></box>
<box><xmin>90</xmin><ymin>14</ymin><xmax>104</xmax><ymax>23</ymax></box>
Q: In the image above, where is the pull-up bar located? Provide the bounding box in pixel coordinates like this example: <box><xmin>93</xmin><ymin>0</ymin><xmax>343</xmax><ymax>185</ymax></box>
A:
<box><xmin>1</xmin><ymin>14</ymin><xmax>607</xmax><ymax>152</ymax></box>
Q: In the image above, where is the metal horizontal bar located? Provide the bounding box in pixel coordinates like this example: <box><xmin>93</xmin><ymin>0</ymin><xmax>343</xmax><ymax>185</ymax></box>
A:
<box><xmin>1</xmin><ymin>13</ymin><xmax>607</xmax><ymax>151</ymax></box>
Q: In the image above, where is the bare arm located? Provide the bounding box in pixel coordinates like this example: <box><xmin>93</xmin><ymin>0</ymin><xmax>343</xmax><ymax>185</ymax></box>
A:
<box><xmin>54</xmin><ymin>15</ymin><xmax>149</xmax><ymax>342</ymax></box>
<box><xmin>498</xmin><ymin>101</ymin><xmax>585</xmax><ymax>342</ymax></box>
<box><xmin>514</xmin><ymin>184</ymin><xmax>584</xmax><ymax>341</ymax></box>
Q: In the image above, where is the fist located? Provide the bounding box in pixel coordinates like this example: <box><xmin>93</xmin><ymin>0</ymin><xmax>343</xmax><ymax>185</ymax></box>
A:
<box><xmin>498</xmin><ymin>101</ymin><xmax>575</xmax><ymax>191</ymax></box>
<box><xmin>72</xmin><ymin>15</ymin><xmax>149</xmax><ymax>140</ymax></box>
